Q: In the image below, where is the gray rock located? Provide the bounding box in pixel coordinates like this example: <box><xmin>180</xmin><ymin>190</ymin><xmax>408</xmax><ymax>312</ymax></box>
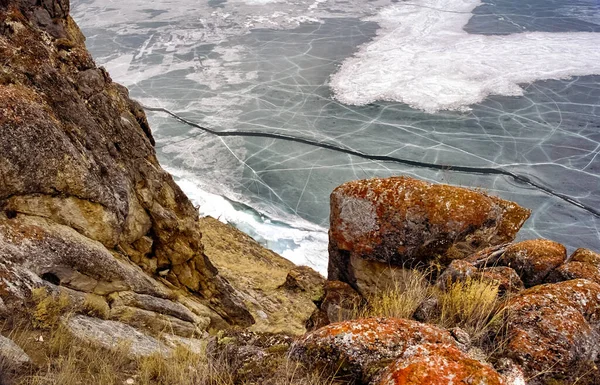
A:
<box><xmin>0</xmin><ymin>334</ymin><xmax>31</xmax><ymax>371</ymax></box>
<box><xmin>65</xmin><ymin>315</ymin><xmax>168</xmax><ymax>358</ymax></box>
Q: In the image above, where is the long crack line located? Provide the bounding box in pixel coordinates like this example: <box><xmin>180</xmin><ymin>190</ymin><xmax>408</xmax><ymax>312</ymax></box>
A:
<box><xmin>144</xmin><ymin>105</ymin><xmax>600</xmax><ymax>218</ymax></box>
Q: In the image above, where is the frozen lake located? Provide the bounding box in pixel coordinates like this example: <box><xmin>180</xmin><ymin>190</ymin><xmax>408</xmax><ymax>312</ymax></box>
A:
<box><xmin>72</xmin><ymin>0</ymin><xmax>600</xmax><ymax>274</ymax></box>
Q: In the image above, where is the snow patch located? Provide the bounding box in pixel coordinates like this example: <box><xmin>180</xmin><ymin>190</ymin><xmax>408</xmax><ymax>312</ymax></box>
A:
<box><xmin>330</xmin><ymin>0</ymin><xmax>600</xmax><ymax>112</ymax></box>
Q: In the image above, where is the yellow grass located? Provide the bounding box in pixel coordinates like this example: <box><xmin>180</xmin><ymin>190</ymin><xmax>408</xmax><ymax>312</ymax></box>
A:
<box><xmin>358</xmin><ymin>269</ymin><xmax>431</xmax><ymax>320</ymax></box>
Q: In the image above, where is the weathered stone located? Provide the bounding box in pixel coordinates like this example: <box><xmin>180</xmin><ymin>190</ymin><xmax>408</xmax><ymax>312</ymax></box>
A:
<box><xmin>290</xmin><ymin>317</ymin><xmax>457</xmax><ymax>383</ymax></box>
<box><xmin>0</xmin><ymin>334</ymin><xmax>31</xmax><ymax>372</ymax></box>
<box><xmin>501</xmin><ymin>279</ymin><xmax>600</xmax><ymax>384</ymax></box>
<box><xmin>206</xmin><ymin>330</ymin><xmax>294</xmax><ymax>385</ymax></box>
<box><xmin>108</xmin><ymin>291</ymin><xmax>201</xmax><ymax>324</ymax></box>
<box><xmin>110</xmin><ymin>305</ymin><xmax>204</xmax><ymax>338</ymax></box>
<box><xmin>499</xmin><ymin>239</ymin><xmax>566</xmax><ymax>287</ymax></box>
<box><xmin>373</xmin><ymin>343</ymin><xmax>507</xmax><ymax>385</ymax></box>
<box><xmin>281</xmin><ymin>266</ymin><xmax>325</xmax><ymax>302</ymax></box>
<box><xmin>328</xmin><ymin>177</ymin><xmax>530</xmax><ymax>291</ymax></box>
<box><xmin>65</xmin><ymin>315</ymin><xmax>169</xmax><ymax>357</ymax></box>
<box><xmin>0</xmin><ymin>0</ymin><xmax>253</xmax><ymax>327</ymax></box>
<box><xmin>437</xmin><ymin>261</ymin><xmax>523</xmax><ymax>296</ymax></box>
<box><xmin>413</xmin><ymin>297</ymin><xmax>440</xmax><ymax>323</ymax></box>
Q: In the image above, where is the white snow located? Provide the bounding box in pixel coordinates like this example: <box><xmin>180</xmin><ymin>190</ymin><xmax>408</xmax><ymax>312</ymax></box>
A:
<box><xmin>330</xmin><ymin>0</ymin><xmax>600</xmax><ymax>113</ymax></box>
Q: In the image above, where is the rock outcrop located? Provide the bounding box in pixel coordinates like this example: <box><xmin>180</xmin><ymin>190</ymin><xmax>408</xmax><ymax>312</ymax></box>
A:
<box><xmin>0</xmin><ymin>0</ymin><xmax>252</xmax><ymax>329</ymax></box>
<box><xmin>291</xmin><ymin>317</ymin><xmax>514</xmax><ymax>384</ymax></box>
<box><xmin>328</xmin><ymin>177</ymin><xmax>530</xmax><ymax>294</ymax></box>
<box><xmin>198</xmin><ymin>216</ymin><xmax>323</xmax><ymax>335</ymax></box>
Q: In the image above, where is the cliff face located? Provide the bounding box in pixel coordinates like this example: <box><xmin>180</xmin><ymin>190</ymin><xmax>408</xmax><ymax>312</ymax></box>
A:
<box><xmin>0</xmin><ymin>0</ymin><xmax>253</xmax><ymax>327</ymax></box>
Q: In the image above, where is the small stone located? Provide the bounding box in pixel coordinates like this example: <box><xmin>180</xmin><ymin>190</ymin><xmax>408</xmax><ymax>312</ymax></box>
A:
<box><xmin>499</xmin><ymin>239</ymin><xmax>566</xmax><ymax>287</ymax></box>
<box><xmin>125</xmin><ymin>378</ymin><xmax>135</xmax><ymax>385</ymax></box>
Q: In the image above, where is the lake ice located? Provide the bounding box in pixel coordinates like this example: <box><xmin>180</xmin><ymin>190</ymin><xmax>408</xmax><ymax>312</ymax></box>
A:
<box><xmin>72</xmin><ymin>0</ymin><xmax>600</xmax><ymax>275</ymax></box>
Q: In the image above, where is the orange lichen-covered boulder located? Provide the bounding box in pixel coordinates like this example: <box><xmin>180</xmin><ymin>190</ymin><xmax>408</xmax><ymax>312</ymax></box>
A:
<box><xmin>289</xmin><ymin>317</ymin><xmax>456</xmax><ymax>382</ymax></box>
<box><xmin>570</xmin><ymin>248</ymin><xmax>600</xmax><ymax>266</ymax></box>
<box><xmin>501</xmin><ymin>279</ymin><xmax>600</xmax><ymax>383</ymax></box>
<box><xmin>498</xmin><ymin>239</ymin><xmax>566</xmax><ymax>287</ymax></box>
<box><xmin>328</xmin><ymin>177</ymin><xmax>530</xmax><ymax>290</ymax></box>
<box><xmin>374</xmin><ymin>343</ymin><xmax>509</xmax><ymax>385</ymax></box>
<box><xmin>547</xmin><ymin>248</ymin><xmax>600</xmax><ymax>285</ymax></box>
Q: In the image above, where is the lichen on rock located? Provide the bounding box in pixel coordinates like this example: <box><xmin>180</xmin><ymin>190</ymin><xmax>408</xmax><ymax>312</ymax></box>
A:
<box><xmin>0</xmin><ymin>0</ymin><xmax>252</xmax><ymax>329</ymax></box>
<box><xmin>328</xmin><ymin>177</ymin><xmax>530</xmax><ymax>294</ymax></box>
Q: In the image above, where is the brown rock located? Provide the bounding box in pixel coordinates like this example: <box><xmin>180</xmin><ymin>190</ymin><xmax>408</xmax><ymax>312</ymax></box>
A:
<box><xmin>476</xmin><ymin>266</ymin><xmax>524</xmax><ymax>295</ymax></box>
<box><xmin>0</xmin><ymin>0</ymin><xmax>252</xmax><ymax>327</ymax></box>
<box><xmin>328</xmin><ymin>177</ymin><xmax>530</xmax><ymax>292</ymax></box>
<box><xmin>306</xmin><ymin>280</ymin><xmax>363</xmax><ymax>330</ymax></box>
<box><xmin>290</xmin><ymin>317</ymin><xmax>456</xmax><ymax>383</ymax></box>
<box><xmin>546</xmin><ymin>261</ymin><xmax>600</xmax><ymax>285</ymax></box>
<box><xmin>499</xmin><ymin>239</ymin><xmax>566</xmax><ymax>287</ymax></box>
<box><xmin>501</xmin><ymin>279</ymin><xmax>600</xmax><ymax>383</ymax></box>
<box><xmin>436</xmin><ymin>260</ymin><xmax>478</xmax><ymax>290</ymax></box>
<box><xmin>281</xmin><ymin>266</ymin><xmax>325</xmax><ymax>301</ymax></box>
<box><xmin>570</xmin><ymin>248</ymin><xmax>600</xmax><ymax>266</ymax></box>
<box><xmin>436</xmin><ymin>261</ymin><xmax>524</xmax><ymax>296</ymax></box>
<box><xmin>374</xmin><ymin>343</ymin><xmax>508</xmax><ymax>385</ymax></box>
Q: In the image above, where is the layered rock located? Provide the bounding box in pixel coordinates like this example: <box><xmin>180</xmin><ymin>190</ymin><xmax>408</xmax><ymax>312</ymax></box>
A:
<box><xmin>328</xmin><ymin>177</ymin><xmax>530</xmax><ymax>293</ymax></box>
<box><xmin>0</xmin><ymin>0</ymin><xmax>252</xmax><ymax>328</ymax></box>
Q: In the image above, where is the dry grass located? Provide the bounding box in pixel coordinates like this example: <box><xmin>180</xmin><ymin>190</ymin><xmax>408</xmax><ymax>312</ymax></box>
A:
<box><xmin>357</xmin><ymin>269</ymin><xmax>431</xmax><ymax>320</ymax></box>
<box><xmin>81</xmin><ymin>294</ymin><xmax>110</xmax><ymax>320</ymax></box>
<box><xmin>31</xmin><ymin>288</ymin><xmax>70</xmax><ymax>329</ymax></box>
<box><xmin>353</xmin><ymin>271</ymin><xmax>505</xmax><ymax>346</ymax></box>
<box><xmin>435</xmin><ymin>277</ymin><xmax>504</xmax><ymax>340</ymax></box>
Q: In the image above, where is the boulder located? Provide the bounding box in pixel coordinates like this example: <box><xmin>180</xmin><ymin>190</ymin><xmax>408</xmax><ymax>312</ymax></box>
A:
<box><xmin>501</xmin><ymin>279</ymin><xmax>600</xmax><ymax>383</ymax></box>
<box><xmin>290</xmin><ymin>317</ymin><xmax>456</xmax><ymax>382</ymax></box>
<box><xmin>546</xmin><ymin>248</ymin><xmax>600</xmax><ymax>285</ymax></box>
<box><xmin>280</xmin><ymin>266</ymin><xmax>325</xmax><ymax>301</ymax></box>
<box><xmin>0</xmin><ymin>0</ymin><xmax>252</xmax><ymax>327</ymax></box>
<box><xmin>373</xmin><ymin>343</ymin><xmax>508</xmax><ymax>385</ymax></box>
<box><xmin>436</xmin><ymin>260</ymin><xmax>524</xmax><ymax>296</ymax></box>
<box><xmin>436</xmin><ymin>260</ymin><xmax>478</xmax><ymax>290</ymax></box>
<box><xmin>328</xmin><ymin>177</ymin><xmax>530</xmax><ymax>293</ymax></box>
<box><xmin>498</xmin><ymin>239</ymin><xmax>566</xmax><ymax>287</ymax></box>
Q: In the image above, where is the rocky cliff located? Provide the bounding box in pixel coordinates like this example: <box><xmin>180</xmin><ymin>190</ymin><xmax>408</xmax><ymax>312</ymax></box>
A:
<box><xmin>0</xmin><ymin>0</ymin><xmax>256</xmax><ymax>329</ymax></box>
